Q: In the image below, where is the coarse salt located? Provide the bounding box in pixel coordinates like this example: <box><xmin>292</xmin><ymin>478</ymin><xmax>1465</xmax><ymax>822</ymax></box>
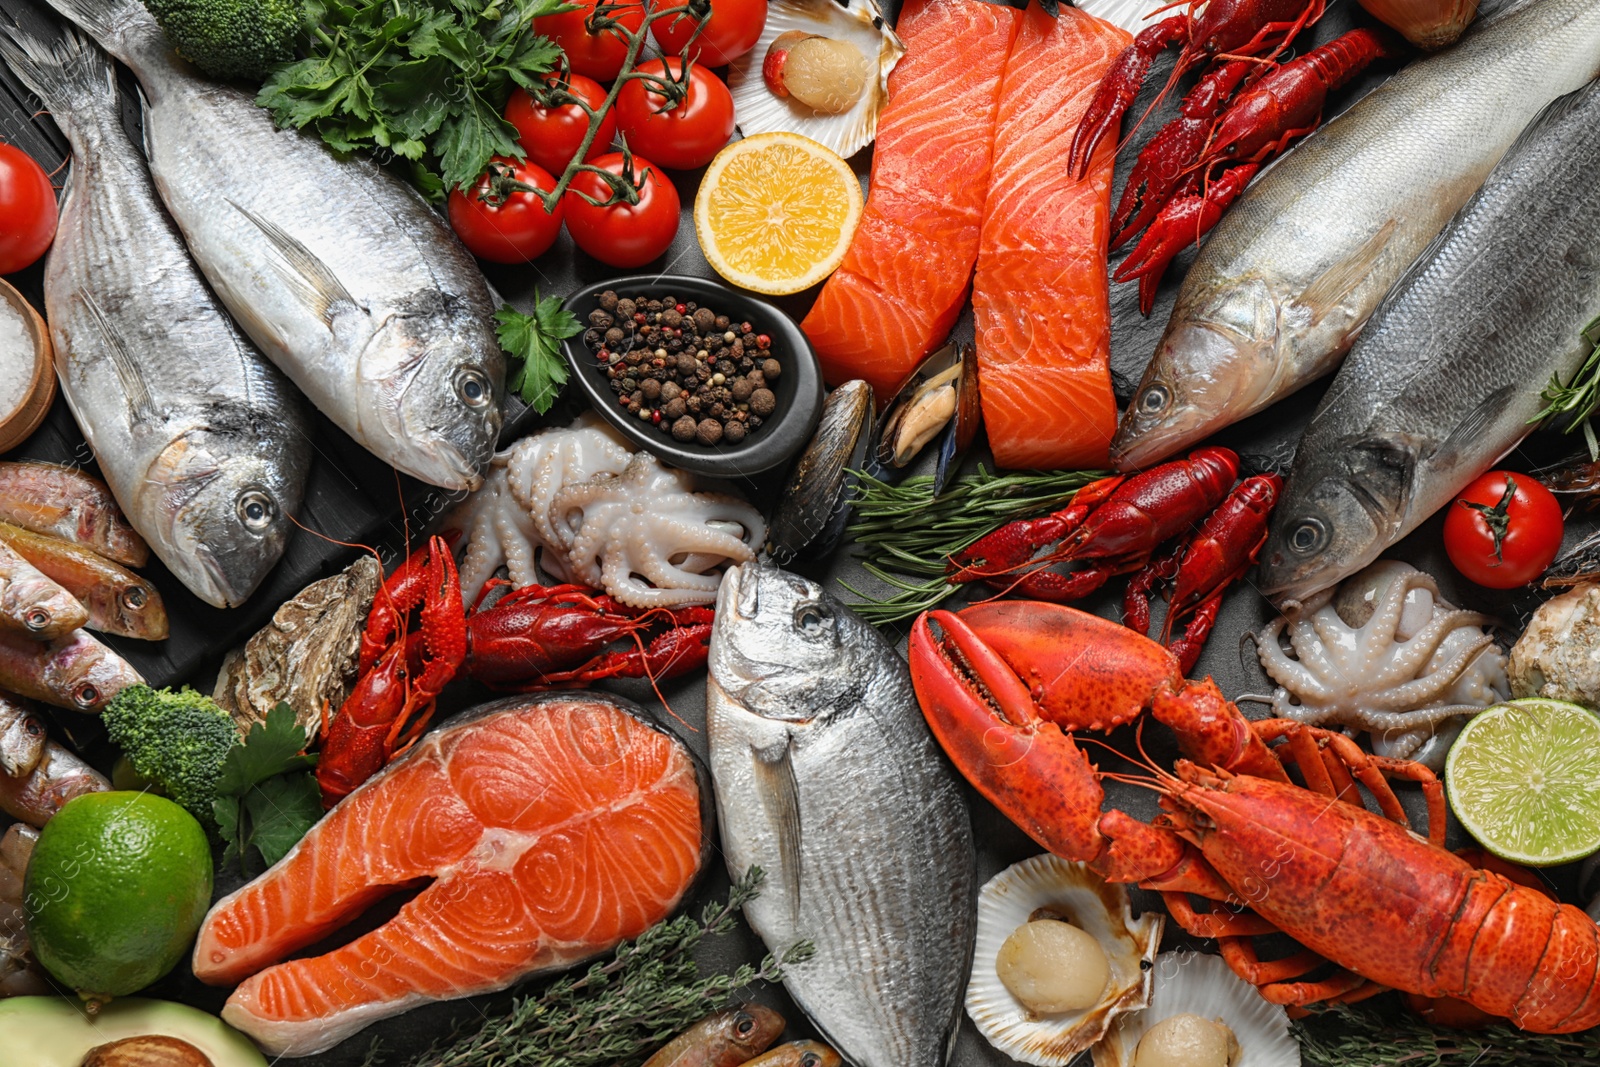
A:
<box><xmin>0</xmin><ymin>298</ymin><xmax>35</xmax><ymax>419</ymax></box>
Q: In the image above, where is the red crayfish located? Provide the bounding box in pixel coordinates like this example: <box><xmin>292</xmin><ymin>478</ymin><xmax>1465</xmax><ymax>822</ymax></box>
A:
<box><xmin>945</xmin><ymin>445</ymin><xmax>1280</xmax><ymax>672</ymax></box>
<box><xmin>316</xmin><ymin>536</ymin><xmax>713</xmax><ymax>805</ymax></box>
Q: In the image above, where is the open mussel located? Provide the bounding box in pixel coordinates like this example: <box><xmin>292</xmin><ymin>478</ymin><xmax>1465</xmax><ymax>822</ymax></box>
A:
<box><xmin>767</xmin><ymin>380</ymin><xmax>875</xmax><ymax>564</ymax></box>
<box><xmin>868</xmin><ymin>342</ymin><xmax>981</xmax><ymax>495</ymax></box>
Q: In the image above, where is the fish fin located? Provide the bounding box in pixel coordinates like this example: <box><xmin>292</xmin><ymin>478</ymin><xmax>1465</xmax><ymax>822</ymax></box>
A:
<box><xmin>78</xmin><ymin>292</ymin><xmax>156</xmax><ymax>421</ymax></box>
<box><xmin>0</xmin><ymin>18</ymin><xmax>117</xmax><ymax>136</ymax></box>
<box><xmin>1435</xmin><ymin>384</ymin><xmax>1519</xmax><ymax>468</ymax></box>
<box><xmin>36</xmin><ymin>0</ymin><xmax>157</xmax><ymax>63</ymax></box>
<box><xmin>1340</xmin><ymin>434</ymin><xmax>1416</xmax><ymax>523</ymax></box>
<box><xmin>227</xmin><ymin>199</ymin><xmax>360</xmax><ymax>326</ymax></box>
<box><xmin>1295</xmin><ymin>218</ymin><xmax>1399</xmax><ymax>326</ymax></box>
<box><xmin>753</xmin><ymin>738</ymin><xmax>803</xmax><ymax>928</ymax></box>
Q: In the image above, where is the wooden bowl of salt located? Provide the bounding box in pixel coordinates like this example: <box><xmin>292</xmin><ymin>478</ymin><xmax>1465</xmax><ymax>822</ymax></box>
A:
<box><xmin>0</xmin><ymin>279</ymin><xmax>55</xmax><ymax>454</ymax></box>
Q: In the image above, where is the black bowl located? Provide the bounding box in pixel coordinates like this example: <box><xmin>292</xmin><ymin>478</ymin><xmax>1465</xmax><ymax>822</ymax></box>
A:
<box><xmin>561</xmin><ymin>275</ymin><xmax>825</xmax><ymax>478</ymax></box>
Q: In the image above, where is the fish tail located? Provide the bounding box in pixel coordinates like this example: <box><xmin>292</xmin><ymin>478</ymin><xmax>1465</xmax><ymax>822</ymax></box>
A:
<box><xmin>0</xmin><ymin>20</ymin><xmax>118</xmax><ymax>146</ymax></box>
<box><xmin>34</xmin><ymin>0</ymin><xmax>161</xmax><ymax>65</ymax></box>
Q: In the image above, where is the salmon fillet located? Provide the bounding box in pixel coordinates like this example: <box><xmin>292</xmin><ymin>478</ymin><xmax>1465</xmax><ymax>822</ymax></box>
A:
<box><xmin>193</xmin><ymin>694</ymin><xmax>708</xmax><ymax>1058</ymax></box>
<box><xmin>972</xmin><ymin>5</ymin><xmax>1129</xmax><ymax>470</ymax></box>
<box><xmin>800</xmin><ymin>0</ymin><xmax>1022</xmax><ymax>401</ymax></box>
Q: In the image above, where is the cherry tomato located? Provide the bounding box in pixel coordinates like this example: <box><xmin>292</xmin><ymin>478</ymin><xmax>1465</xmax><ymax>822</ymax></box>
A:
<box><xmin>651</xmin><ymin>0</ymin><xmax>766</xmax><ymax>66</ymax></box>
<box><xmin>506</xmin><ymin>74</ymin><xmax>618</xmax><ymax>176</ymax></box>
<box><xmin>0</xmin><ymin>143</ymin><xmax>57</xmax><ymax>275</ymax></box>
<box><xmin>563</xmin><ymin>152</ymin><xmax>680</xmax><ymax>267</ymax></box>
<box><xmin>1443</xmin><ymin>470</ymin><xmax>1564</xmax><ymax>589</ymax></box>
<box><xmin>534</xmin><ymin>0</ymin><xmax>646</xmax><ymax>81</ymax></box>
<box><xmin>614</xmin><ymin>59</ymin><xmax>735</xmax><ymax>170</ymax></box>
<box><xmin>448</xmin><ymin>158</ymin><xmax>565</xmax><ymax>264</ymax></box>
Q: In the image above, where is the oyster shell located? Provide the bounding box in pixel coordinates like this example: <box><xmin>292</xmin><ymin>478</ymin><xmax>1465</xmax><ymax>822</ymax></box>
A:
<box><xmin>727</xmin><ymin>0</ymin><xmax>904</xmax><ymax>159</ymax></box>
<box><xmin>1094</xmin><ymin>952</ymin><xmax>1300</xmax><ymax>1067</ymax></box>
<box><xmin>1509</xmin><ymin>582</ymin><xmax>1600</xmax><ymax>708</ymax></box>
<box><xmin>968</xmin><ymin>854</ymin><xmax>1163</xmax><ymax>1067</ymax></box>
<box><xmin>869</xmin><ymin>342</ymin><xmax>980</xmax><ymax>495</ymax></box>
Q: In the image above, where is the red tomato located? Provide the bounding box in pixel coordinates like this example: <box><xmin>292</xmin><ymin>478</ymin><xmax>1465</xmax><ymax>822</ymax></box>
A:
<box><xmin>563</xmin><ymin>152</ymin><xmax>680</xmax><ymax>267</ymax></box>
<box><xmin>1443</xmin><ymin>471</ymin><xmax>1564</xmax><ymax>589</ymax></box>
<box><xmin>505</xmin><ymin>74</ymin><xmax>618</xmax><ymax>176</ymax></box>
<box><xmin>534</xmin><ymin>0</ymin><xmax>646</xmax><ymax>81</ymax></box>
<box><xmin>448</xmin><ymin>158</ymin><xmax>565</xmax><ymax>264</ymax></box>
<box><xmin>0</xmin><ymin>143</ymin><xmax>57</xmax><ymax>275</ymax></box>
<box><xmin>614</xmin><ymin>59</ymin><xmax>735</xmax><ymax>170</ymax></box>
<box><xmin>651</xmin><ymin>0</ymin><xmax>766</xmax><ymax>66</ymax></box>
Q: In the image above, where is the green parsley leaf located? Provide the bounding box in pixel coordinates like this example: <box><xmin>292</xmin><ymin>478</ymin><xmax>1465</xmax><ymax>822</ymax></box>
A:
<box><xmin>496</xmin><ymin>295</ymin><xmax>580</xmax><ymax>414</ymax></box>
<box><xmin>217</xmin><ymin>702</ymin><xmax>319</xmax><ymax>796</ymax></box>
<box><xmin>245</xmin><ymin>774</ymin><xmax>327</xmax><ymax>867</ymax></box>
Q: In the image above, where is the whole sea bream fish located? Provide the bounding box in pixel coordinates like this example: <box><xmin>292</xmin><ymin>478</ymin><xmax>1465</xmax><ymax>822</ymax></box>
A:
<box><xmin>38</xmin><ymin>0</ymin><xmax>504</xmax><ymax>491</ymax></box>
<box><xmin>0</xmin><ymin>24</ymin><xmax>312</xmax><ymax>609</ymax></box>
<box><xmin>707</xmin><ymin>564</ymin><xmax>975</xmax><ymax>1067</ymax></box>
<box><xmin>1109</xmin><ymin>0</ymin><xmax>1600</xmax><ymax>471</ymax></box>
<box><xmin>1257</xmin><ymin>80</ymin><xmax>1600</xmax><ymax>604</ymax></box>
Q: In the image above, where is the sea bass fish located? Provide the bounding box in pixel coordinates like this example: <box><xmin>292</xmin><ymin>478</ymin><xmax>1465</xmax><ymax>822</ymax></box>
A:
<box><xmin>1110</xmin><ymin>0</ymin><xmax>1600</xmax><ymax>471</ymax></box>
<box><xmin>1258</xmin><ymin>81</ymin><xmax>1600</xmax><ymax>604</ymax></box>
<box><xmin>0</xmin><ymin>25</ymin><xmax>311</xmax><ymax>609</ymax></box>
<box><xmin>39</xmin><ymin>0</ymin><xmax>504</xmax><ymax>491</ymax></box>
<box><xmin>707</xmin><ymin>564</ymin><xmax>975</xmax><ymax>1067</ymax></box>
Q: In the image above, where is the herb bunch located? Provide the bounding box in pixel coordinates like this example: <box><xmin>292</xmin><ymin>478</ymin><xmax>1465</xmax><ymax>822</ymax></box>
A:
<box><xmin>402</xmin><ymin>867</ymin><xmax>812</xmax><ymax>1067</ymax></box>
<box><xmin>841</xmin><ymin>467</ymin><xmax>1106</xmax><ymax>625</ymax></box>
<box><xmin>496</xmin><ymin>291</ymin><xmax>581</xmax><ymax>413</ymax></box>
<box><xmin>214</xmin><ymin>702</ymin><xmax>322</xmax><ymax>875</ymax></box>
<box><xmin>1533</xmin><ymin>314</ymin><xmax>1600</xmax><ymax>459</ymax></box>
<box><xmin>1294</xmin><ymin>1004</ymin><xmax>1600</xmax><ymax>1066</ymax></box>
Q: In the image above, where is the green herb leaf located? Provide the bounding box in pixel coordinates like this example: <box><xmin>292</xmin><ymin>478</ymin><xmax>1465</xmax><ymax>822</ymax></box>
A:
<box><xmin>1295</xmin><ymin>1002</ymin><xmax>1600</xmax><ymax>1066</ymax></box>
<box><xmin>217</xmin><ymin>702</ymin><xmax>318</xmax><ymax>796</ymax></box>
<box><xmin>496</xmin><ymin>295</ymin><xmax>580</xmax><ymax>414</ymax></box>
<box><xmin>244</xmin><ymin>773</ymin><xmax>326</xmax><ymax>867</ymax></box>
<box><xmin>1533</xmin><ymin>314</ymin><xmax>1600</xmax><ymax>460</ymax></box>
<box><xmin>214</xmin><ymin>794</ymin><xmax>242</xmax><ymax>872</ymax></box>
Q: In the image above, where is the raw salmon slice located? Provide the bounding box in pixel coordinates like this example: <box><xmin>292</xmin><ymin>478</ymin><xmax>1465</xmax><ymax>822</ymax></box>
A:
<box><xmin>193</xmin><ymin>693</ymin><xmax>709</xmax><ymax>1058</ymax></box>
<box><xmin>800</xmin><ymin>0</ymin><xmax>1022</xmax><ymax>401</ymax></box>
<box><xmin>973</xmin><ymin>5</ymin><xmax>1129</xmax><ymax>470</ymax></box>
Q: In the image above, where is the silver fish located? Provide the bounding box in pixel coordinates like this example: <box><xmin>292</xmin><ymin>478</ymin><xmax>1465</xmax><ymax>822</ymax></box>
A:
<box><xmin>707</xmin><ymin>564</ymin><xmax>975</xmax><ymax>1067</ymax></box>
<box><xmin>1110</xmin><ymin>0</ymin><xmax>1600</xmax><ymax>471</ymax></box>
<box><xmin>0</xmin><ymin>25</ymin><xmax>312</xmax><ymax>609</ymax></box>
<box><xmin>39</xmin><ymin>0</ymin><xmax>504</xmax><ymax>492</ymax></box>
<box><xmin>0</xmin><ymin>690</ymin><xmax>46</xmax><ymax>780</ymax></box>
<box><xmin>1258</xmin><ymin>81</ymin><xmax>1600</xmax><ymax>605</ymax></box>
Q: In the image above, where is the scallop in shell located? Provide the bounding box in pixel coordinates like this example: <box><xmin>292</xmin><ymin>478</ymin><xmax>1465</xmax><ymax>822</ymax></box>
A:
<box><xmin>968</xmin><ymin>854</ymin><xmax>1163</xmax><ymax>1067</ymax></box>
<box><xmin>727</xmin><ymin>0</ymin><xmax>905</xmax><ymax>159</ymax></box>
<box><xmin>1094</xmin><ymin>952</ymin><xmax>1300</xmax><ymax>1067</ymax></box>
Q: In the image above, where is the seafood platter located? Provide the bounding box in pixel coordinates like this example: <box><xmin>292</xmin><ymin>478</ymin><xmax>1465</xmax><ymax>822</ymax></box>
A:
<box><xmin>8</xmin><ymin>0</ymin><xmax>1600</xmax><ymax>1064</ymax></box>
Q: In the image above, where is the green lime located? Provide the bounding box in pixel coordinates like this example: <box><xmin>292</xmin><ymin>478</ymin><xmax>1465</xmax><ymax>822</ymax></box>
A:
<box><xmin>1445</xmin><ymin>698</ymin><xmax>1600</xmax><ymax>867</ymax></box>
<box><xmin>25</xmin><ymin>791</ymin><xmax>213</xmax><ymax>1002</ymax></box>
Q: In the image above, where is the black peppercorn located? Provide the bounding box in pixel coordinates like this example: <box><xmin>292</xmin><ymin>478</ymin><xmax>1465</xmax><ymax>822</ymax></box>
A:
<box><xmin>598</xmin><ymin>290</ymin><xmax>619</xmax><ymax>311</ymax></box>
<box><xmin>672</xmin><ymin>415</ymin><xmax>698</xmax><ymax>441</ymax></box>
<box><xmin>750</xmin><ymin>388</ymin><xmax>776</xmax><ymax>417</ymax></box>
<box><xmin>724</xmin><ymin>421</ymin><xmax>746</xmax><ymax>444</ymax></box>
<box><xmin>731</xmin><ymin>378</ymin><xmax>754</xmax><ymax>402</ymax></box>
<box><xmin>747</xmin><ymin>370</ymin><xmax>765</xmax><ymax>389</ymax></box>
<box><xmin>616</xmin><ymin>298</ymin><xmax>636</xmax><ymax>317</ymax></box>
<box><xmin>660</xmin><ymin>381</ymin><xmax>682</xmax><ymax>402</ymax></box>
<box><xmin>696</xmin><ymin>418</ymin><xmax>723</xmax><ymax>445</ymax></box>
<box><xmin>663</xmin><ymin>397</ymin><xmax>687</xmax><ymax>420</ymax></box>
<box><xmin>693</xmin><ymin>308</ymin><xmax>716</xmax><ymax>331</ymax></box>
<box><xmin>762</xmin><ymin>358</ymin><xmax>781</xmax><ymax>379</ymax></box>
<box><xmin>640</xmin><ymin>378</ymin><xmax>661</xmax><ymax>401</ymax></box>
<box><xmin>661</xmin><ymin>309</ymin><xmax>683</xmax><ymax>328</ymax></box>
<box><xmin>588</xmin><ymin>309</ymin><xmax>613</xmax><ymax>328</ymax></box>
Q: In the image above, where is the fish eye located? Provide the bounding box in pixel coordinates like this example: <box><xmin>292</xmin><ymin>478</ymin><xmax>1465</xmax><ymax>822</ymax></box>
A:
<box><xmin>237</xmin><ymin>490</ymin><xmax>276</xmax><ymax>532</ymax></box>
<box><xmin>795</xmin><ymin>604</ymin><xmax>828</xmax><ymax>635</ymax></box>
<box><xmin>1139</xmin><ymin>385</ymin><xmax>1170</xmax><ymax>415</ymax></box>
<box><xmin>23</xmin><ymin>608</ymin><xmax>50</xmax><ymax>632</ymax></box>
<box><xmin>801</xmin><ymin>1055</ymin><xmax>820</xmax><ymax>1067</ymax></box>
<box><xmin>1289</xmin><ymin>518</ymin><xmax>1328</xmax><ymax>555</ymax></box>
<box><xmin>121</xmin><ymin>587</ymin><xmax>147</xmax><ymax>611</ymax></box>
<box><xmin>76</xmin><ymin>684</ymin><xmax>99</xmax><ymax>708</ymax></box>
<box><xmin>734</xmin><ymin>1012</ymin><xmax>755</xmax><ymax>1036</ymax></box>
<box><xmin>455</xmin><ymin>367</ymin><xmax>492</xmax><ymax>408</ymax></box>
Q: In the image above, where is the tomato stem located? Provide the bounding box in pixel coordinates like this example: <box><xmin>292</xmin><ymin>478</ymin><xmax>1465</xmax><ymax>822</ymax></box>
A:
<box><xmin>1458</xmin><ymin>476</ymin><xmax>1519</xmax><ymax>565</ymax></box>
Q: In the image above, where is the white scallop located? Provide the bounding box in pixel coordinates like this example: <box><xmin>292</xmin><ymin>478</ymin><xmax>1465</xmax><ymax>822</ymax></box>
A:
<box><xmin>726</xmin><ymin>0</ymin><xmax>905</xmax><ymax>159</ymax></box>
<box><xmin>1076</xmin><ymin>0</ymin><xmax>1172</xmax><ymax>35</ymax></box>
<box><xmin>1093</xmin><ymin>952</ymin><xmax>1301</xmax><ymax>1067</ymax></box>
<box><xmin>968</xmin><ymin>854</ymin><xmax>1164</xmax><ymax>1067</ymax></box>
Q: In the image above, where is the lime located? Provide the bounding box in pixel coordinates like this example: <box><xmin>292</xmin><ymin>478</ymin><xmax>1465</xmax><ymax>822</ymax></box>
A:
<box><xmin>1445</xmin><ymin>698</ymin><xmax>1600</xmax><ymax>866</ymax></box>
<box><xmin>25</xmin><ymin>791</ymin><xmax>212</xmax><ymax>1002</ymax></box>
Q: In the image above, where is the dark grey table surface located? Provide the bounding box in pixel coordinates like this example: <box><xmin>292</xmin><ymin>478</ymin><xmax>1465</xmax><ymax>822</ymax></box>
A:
<box><xmin>1</xmin><ymin>0</ymin><xmax>1588</xmax><ymax>1063</ymax></box>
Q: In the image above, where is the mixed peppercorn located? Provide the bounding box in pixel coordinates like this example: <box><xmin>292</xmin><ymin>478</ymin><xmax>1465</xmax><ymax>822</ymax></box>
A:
<box><xmin>583</xmin><ymin>290</ymin><xmax>782</xmax><ymax>446</ymax></box>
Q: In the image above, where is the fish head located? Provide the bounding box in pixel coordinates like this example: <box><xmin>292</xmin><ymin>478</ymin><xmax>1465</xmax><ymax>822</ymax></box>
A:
<box><xmin>1110</xmin><ymin>277</ymin><xmax>1283</xmax><ymax>471</ymax></box>
<box><xmin>361</xmin><ymin>290</ymin><xmax>504</xmax><ymax>492</ymax></box>
<box><xmin>147</xmin><ymin>427</ymin><xmax>302</xmax><ymax>609</ymax></box>
<box><xmin>1257</xmin><ymin>436</ymin><xmax>1418</xmax><ymax>607</ymax></box>
<box><xmin>717</xmin><ymin>1005</ymin><xmax>788</xmax><ymax>1059</ymax></box>
<box><xmin>52</xmin><ymin>632</ymin><xmax>142</xmax><ymax>712</ymax></box>
<box><xmin>709</xmin><ymin>564</ymin><xmax>876</xmax><ymax>723</ymax></box>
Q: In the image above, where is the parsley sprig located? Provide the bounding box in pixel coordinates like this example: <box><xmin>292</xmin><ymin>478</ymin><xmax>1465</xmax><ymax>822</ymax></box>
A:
<box><xmin>213</xmin><ymin>702</ymin><xmax>323</xmax><ymax>875</ymax></box>
<box><xmin>497</xmin><ymin>293</ymin><xmax>581</xmax><ymax>413</ymax></box>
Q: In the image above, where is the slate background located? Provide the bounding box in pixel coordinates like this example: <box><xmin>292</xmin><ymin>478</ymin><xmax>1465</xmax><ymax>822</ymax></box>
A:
<box><xmin>1</xmin><ymin>0</ymin><xmax>1590</xmax><ymax>1063</ymax></box>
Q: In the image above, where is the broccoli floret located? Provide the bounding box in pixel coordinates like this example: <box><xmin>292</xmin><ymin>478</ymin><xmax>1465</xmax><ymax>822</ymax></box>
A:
<box><xmin>102</xmin><ymin>685</ymin><xmax>239</xmax><ymax>831</ymax></box>
<box><xmin>142</xmin><ymin>0</ymin><xmax>308</xmax><ymax>82</ymax></box>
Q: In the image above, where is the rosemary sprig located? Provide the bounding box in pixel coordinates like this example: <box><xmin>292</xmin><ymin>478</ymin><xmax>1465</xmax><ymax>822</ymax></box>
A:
<box><xmin>1293</xmin><ymin>1004</ymin><xmax>1600</xmax><ymax>1066</ymax></box>
<box><xmin>402</xmin><ymin>867</ymin><xmax>811</xmax><ymax>1067</ymax></box>
<box><xmin>841</xmin><ymin>466</ymin><xmax>1105</xmax><ymax>625</ymax></box>
<box><xmin>1533</xmin><ymin>314</ymin><xmax>1600</xmax><ymax>459</ymax></box>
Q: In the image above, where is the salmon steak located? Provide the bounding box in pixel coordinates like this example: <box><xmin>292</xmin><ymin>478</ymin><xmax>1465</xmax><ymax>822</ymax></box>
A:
<box><xmin>193</xmin><ymin>693</ymin><xmax>710</xmax><ymax>1058</ymax></box>
<box><xmin>972</xmin><ymin>4</ymin><xmax>1129</xmax><ymax>470</ymax></box>
<box><xmin>800</xmin><ymin>0</ymin><xmax>1022</xmax><ymax>402</ymax></box>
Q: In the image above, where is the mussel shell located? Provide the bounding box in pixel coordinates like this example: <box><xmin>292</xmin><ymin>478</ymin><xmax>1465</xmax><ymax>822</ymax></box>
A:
<box><xmin>868</xmin><ymin>342</ymin><xmax>981</xmax><ymax>495</ymax></box>
<box><xmin>767</xmin><ymin>380</ymin><xmax>875</xmax><ymax>564</ymax></box>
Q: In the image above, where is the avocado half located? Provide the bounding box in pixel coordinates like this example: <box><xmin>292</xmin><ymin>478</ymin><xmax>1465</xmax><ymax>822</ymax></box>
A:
<box><xmin>0</xmin><ymin>997</ymin><xmax>266</xmax><ymax>1065</ymax></box>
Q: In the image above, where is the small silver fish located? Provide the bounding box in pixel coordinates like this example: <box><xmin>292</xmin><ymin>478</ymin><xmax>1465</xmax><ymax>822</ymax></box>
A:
<box><xmin>39</xmin><ymin>0</ymin><xmax>504</xmax><ymax>492</ymax></box>
<box><xmin>707</xmin><ymin>564</ymin><xmax>975</xmax><ymax>1067</ymax></box>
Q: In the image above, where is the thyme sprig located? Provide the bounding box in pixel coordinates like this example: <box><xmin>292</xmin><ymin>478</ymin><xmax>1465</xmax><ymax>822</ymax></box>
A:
<box><xmin>402</xmin><ymin>867</ymin><xmax>812</xmax><ymax>1067</ymax></box>
<box><xmin>840</xmin><ymin>467</ymin><xmax>1105</xmax><ymax>625</ymax></box>
<box><xmin>1533</xmin><ymin>314</ymin><xmax>1600</xmax><ymax>459</ymax></box>
<box><xmin>1294</xmin><ymin>1004</ymin><xmax>1600</xmax><ymax>1066</ymax></box>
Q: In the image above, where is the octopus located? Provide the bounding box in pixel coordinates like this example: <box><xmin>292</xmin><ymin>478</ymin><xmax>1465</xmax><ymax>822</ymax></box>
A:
<box><xmin>443</xmin><ymin>417</ymin><xmax>765</xmax><ymax>609</ymax></box>
<box><xmin>1250</xmin><ymin>560</ymin><xmax>1508</xmax><ymax>770</ymax></box>
<box><xmin>550</xmin><ymin>452</ymin><xmax>766</xmax><ymax>608</ymax></box>
<box><xmin>0</xmin><ymin>823</ymin><xmax>46</xmax><ymax>997</ymax></box>
<box><xmin>1508</xmin><ymin>582</ymin><xmax>1600</xmax><ymax>709</ymax></box>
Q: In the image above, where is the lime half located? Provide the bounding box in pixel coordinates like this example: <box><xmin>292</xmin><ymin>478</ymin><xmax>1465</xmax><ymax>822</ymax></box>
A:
<box><xmin>1445</xmin><ymin>698</ymin><xmax>1600</xmax><ymax>867</ymax></box>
